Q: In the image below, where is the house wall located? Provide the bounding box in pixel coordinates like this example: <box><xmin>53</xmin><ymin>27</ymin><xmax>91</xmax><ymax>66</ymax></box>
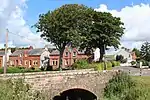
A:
<box><xmin>50</xmin><ymin>48</ymin><xmax>88</xmax><ymax>70</ymax></box>
<box><xmin>10</xmin><ymin>55</ymin><xmax>40</xmax><ymax>68</ymax></box>
<box><xmin>0</xmin><ymin>56</ymin><xmax>3</xmax><ymax>67</ymax></box>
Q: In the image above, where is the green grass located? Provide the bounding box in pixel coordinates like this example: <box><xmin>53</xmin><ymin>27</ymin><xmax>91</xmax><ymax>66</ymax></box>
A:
<box><xmin>132</xmin><ymin>76</ymin><xmax>150</xmax><ymax>100</ymax></box>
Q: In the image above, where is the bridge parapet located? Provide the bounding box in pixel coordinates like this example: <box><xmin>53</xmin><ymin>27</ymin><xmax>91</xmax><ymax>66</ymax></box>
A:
<box><xmin>0</xmin><ymin>69</ymin><xmax>119</xmax><ymax>100</ymax></box>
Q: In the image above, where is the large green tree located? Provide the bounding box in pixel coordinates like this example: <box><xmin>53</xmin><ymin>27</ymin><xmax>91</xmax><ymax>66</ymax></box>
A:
<box><xmin>34</xmin><ymin>4</ymin><xmax>93</xmax><ymax>70</ymax></box>
<box><xmin>140</xmin><ymin>42</ymin><xmax>150</xmax><ymax>61</ymax></box>
<box><xmin>81</xmin><ymin>11</ymin><xmax>125</xmax><ymax>62</ymax></box>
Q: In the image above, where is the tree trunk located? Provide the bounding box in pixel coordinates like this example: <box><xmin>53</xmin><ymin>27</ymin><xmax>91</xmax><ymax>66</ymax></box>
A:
<box><xmin>59</xmin><ymin>49</ymin><xmax>65</xmax><ymax>71</ymax></box>
<box><xmin>99</xmin><ymin>45</ymin><xmax>105</xmax><ymax>62</ymax></box>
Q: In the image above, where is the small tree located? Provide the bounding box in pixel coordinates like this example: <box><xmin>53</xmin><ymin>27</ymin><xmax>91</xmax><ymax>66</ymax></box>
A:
<box><xmin>34</xmin><ymin>4</ymin><xmax>94</xmax><ymax>70</ymax></box>
<box><xmin>140</xmin><ymin>42</ymin><xmax>150</xmax><ymax>61</ymax></box>
<box><xmin>132</xmin><ymin>48</ymin><xmax>140</xmax><ymax>57</ymax></box>
<box><xmin>116</xmin><ymin>55</ymin><xmax>124</xmax><ymax>61</ymax></box>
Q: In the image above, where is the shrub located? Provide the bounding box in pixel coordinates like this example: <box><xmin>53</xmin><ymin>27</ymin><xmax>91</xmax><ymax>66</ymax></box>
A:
<box><xmin>0</xmin><ymin>79</ymin><xmax>49</xmax><ymax>100</ymax></box>
<box><xmin>121</xmin><ymin>58</ymin><xmax>127</xmax><ymax>63</ymax></box>
<box><xmin>116</xmin><ymin>55</ymin><xmax>124</xmax><ymax>61</ymax></box>
<box><xmin>106</xmin><ymin>62</ymin><xmax>112</xmax><ymax>70</ymax></box>
<box><xmin>140</xmin><ymin>59</ymin><xmax>149</xmax><ymax>66</ymax></box>
<box><xmin>94</xmin><ymin>63</ymin><xmax>104</xmax><ymax>71</ymax></box>
<box><xmin>111</xmin><ymin>61</ymin><xmax>120</xmax><ymax>67</ymax></box>
<box><xmin>104</xmin><ymin>72</ymin><xmax>144</xmax><ymax>100</ymax></box>
<box><xmin>0</xmin><ymin>67</ymin><xmax>42</xmax><ymax>74</ymax></box>
<box><xmin>72</xmin><ymin>59</ymin><xmax>89</xmax><ymax>69</ymax></box>
<box><xmin>131</xmin><ymin>61</ymin><xmax>136</xmax><ymax>65</ymax></box>
<box><xmin>116</xmin><ymin>61</ymin><xmax>120</xmax><ymax>66</ymax></box>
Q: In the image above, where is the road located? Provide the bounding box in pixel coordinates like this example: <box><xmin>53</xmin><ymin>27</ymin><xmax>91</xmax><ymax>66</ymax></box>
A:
<box><xmin>113</xmin><ymin>66</ymin><xmax>150</xmax><ymax>76</ymax></box>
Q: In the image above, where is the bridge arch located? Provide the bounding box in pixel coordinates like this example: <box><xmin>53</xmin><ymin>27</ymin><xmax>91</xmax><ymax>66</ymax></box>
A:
<box><xmin>53</xmin><ymin>88</ymin><xmax>97</xmax><ymax>100</ymax></box>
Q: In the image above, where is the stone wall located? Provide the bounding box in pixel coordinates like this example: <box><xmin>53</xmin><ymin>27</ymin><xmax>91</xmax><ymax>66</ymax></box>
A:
<box><xmin>0</xmin><ymin>69</ymin><xmax>118</xmax><ymax>100</ymax></box>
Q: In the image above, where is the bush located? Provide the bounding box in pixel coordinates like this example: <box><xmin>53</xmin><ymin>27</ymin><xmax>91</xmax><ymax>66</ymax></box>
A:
<box><xmin>111</xmin><ymin>61</ymin><xmax>120</xmax><ymax>67</ymax></box>
<box><xmin>94</xmin><ymin>63</ymin><xmax>104</xmax><ymax>71</ymax></box>
<box><xmin>104</xmin><ymin>72</ymin><xmax>144</xmax><ymax>100</ymax></box>
<box><xmin>121</xmin><ymin>58</ymin><xmax>127</xmax><ymax>63</ymax></box>
<box><xmin>93</xmin><ymin>62</ymin><xmax>113</xmax><ymax>71</ymax></box>
<box><xmin>131</xmin><ymin>61</ymin><xmax>136</xmax><ymax>65</ymax></box>
<box><xmin>140</xmin><ymin>59</ymin><xmax>149</xmax><ymax>66</ymax></box>
<box><xmin>106</xmin><ymin>62</ymin><xmax>112</xmax><ymax>70</ymax></box>
<box><xmin>116</xmin><ymin>61</ymin><xmax>120</xmax><ymax>66</ymax></box>
<box><xmin>72</xmin><ymin>59</ymin><xmax>89</xmax><ymax>69</ymax></box>
<box><xmin>0</xmin><ymin>67</ymin><xmax>42</xmax><ymax>74</ymax></box>
<box><xmin>0</xmin><ymin>79</ymin><xmax>48</xmax><ymax>100</ymax></box>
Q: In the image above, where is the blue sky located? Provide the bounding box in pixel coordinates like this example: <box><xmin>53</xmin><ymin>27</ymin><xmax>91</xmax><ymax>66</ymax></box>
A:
<box><xmin>25</xmin><ymin>0</ymin><xmax>150</xmax><ymax>27</ymax></box>
<box><xmin>1</xmin><ymin>0</ymin><xmax>150</xmax><ymax>48</ymax></box>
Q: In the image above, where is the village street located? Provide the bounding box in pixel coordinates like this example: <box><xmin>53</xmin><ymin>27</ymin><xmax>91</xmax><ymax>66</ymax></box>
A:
<box><xmin>113</xmin><ymin>66</ymin><xmax>150</xmax><ymax>76</ymax></box>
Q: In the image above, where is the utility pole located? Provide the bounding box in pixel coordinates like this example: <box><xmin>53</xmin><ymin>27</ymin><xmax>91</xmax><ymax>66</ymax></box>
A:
<box><xmin>4</xmin><ymin>29</ymin><xmax>8</xmax><ymax>74</ymax></box>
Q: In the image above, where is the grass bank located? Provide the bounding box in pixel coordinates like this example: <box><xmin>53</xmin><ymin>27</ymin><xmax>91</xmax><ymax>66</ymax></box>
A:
<box><xmin>103</xmin><ymin>73</ymin><xmax>150</xmax><ymax>100</ymax></box>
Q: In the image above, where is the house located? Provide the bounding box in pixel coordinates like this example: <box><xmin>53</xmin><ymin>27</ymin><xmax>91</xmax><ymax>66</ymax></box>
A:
<box><xmin>106</xmin><ymin>48</ymin><xmax>136</xmax><ymax>65</ymax></box>
<box><xmin>0</xmin><ymin>49</ymin><xmax>12</xmax><ymax>67</ymax></box>
<box><xmin>9</xmin><ymin>46</ymin><xmax>51</xmax><ymax>68</ymax></box>
<box><xmin>50</xmin><ymin>47</ymin><xmax>88</xmax><ymax>69</ymax></box>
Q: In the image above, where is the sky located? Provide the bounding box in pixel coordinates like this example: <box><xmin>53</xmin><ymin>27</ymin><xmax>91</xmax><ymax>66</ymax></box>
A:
<box><xmin>0</xmin><ymin>0</ymin><xmax>150</xmax><ymax>49</ymax></box>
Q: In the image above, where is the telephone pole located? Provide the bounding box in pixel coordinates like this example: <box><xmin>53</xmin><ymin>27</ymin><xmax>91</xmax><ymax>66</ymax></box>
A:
<box><xmin>4</xmin><ymin>29</ymin><xmax>8</xmax><ymax>74</ymax></box>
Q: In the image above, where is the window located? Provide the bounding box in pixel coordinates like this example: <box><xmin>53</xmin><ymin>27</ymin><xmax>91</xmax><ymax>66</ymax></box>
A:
<box><xmin>65</xmin><ymin>59</ymin><xmax>68</xmax><ymax>65</ymax></box>
<box><xmin>53</xmin><ymin>61</ymin><xmax>55</xmax><ymax>65</ymax></box>
<box><xmin>36</xmin><ymin>61</ymin><xmax>38</xmax><ymax>65</ymax></box>
<box><xmin>129</xmin><ymin>54</ymin><xmax>131</xmax><ymax>57</ymax></box>
<box><xmin>65</xmin><ymin>52</ymin><xmax>68</xmax><ymax>56</ymax></box>
<box><xmin>10</xmin><ymin>60</ymin><xmax>14</xmax><ymax>65</ymax></box>
<box><xmin>33</xmin><ymin>61</ymin><xmax>38</xmax><ymax>65</ymax></box>
<box><xmin>52</xmin><ymin>60</ymin><xmax>58</xmax><ymax>65</ymax></box>
<box><xmin>25</xmin><ymin>60</ymin><xmax>28</xmax><ymax>65</ymax></box>
<box><xmin>56</xmin><ymin>60</ymin><xmax>58</xmax><ymax>65</ymax></box>
<box><xmin>73</xmin><ymin>52</ymin><xmax>76</xmax><ymax>57</ymax></box>
<box><xmin>20</xmin><ymin>60</ymin><xmax>23</xmax><ymax>65</ymax></box>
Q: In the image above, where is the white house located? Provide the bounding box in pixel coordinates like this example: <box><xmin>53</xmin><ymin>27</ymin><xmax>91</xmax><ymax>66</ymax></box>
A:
<box><xmin>93</xmin><ymin>48</ymin><xmax>100</xmax><ymax>62</ymax></box>
<box><xmin>0</xmin><ymin>49</ymin><xmax>12</xmax><ymax>67</ymax></box>
<box><xmin>106</xmin><ymin>48</ymin><xmax>135</xmax><ymax>66</ymax></box>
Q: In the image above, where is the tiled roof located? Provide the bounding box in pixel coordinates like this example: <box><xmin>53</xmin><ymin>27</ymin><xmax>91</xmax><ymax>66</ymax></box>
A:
<box><xmin>0</xmin><ymin>50</ymin><xmax>5</xmax><ymax>56</ymax></box>
<box><xmin>28</xmin><ymin>48</ymin><xmax>43</xmax><ymax>56</ymax></box>
<box><xmin>50</xmin><ymin>49</ymin><xmax>60</xmax><ymax>55</ymax></box>
<box><xmin>10</xmin><ymin>50</ymin><xmax>24</xmax><ymax>56</ymax></box>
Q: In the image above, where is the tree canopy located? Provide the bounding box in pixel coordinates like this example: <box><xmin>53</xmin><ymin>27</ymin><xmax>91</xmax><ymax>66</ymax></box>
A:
<box><xmin>140</xmin><ymin>42</ymin><xmax>150</xmax><ymax>61</ymax></box>
<box><xmin>80</xmin><ymin>11</ymin><xmax>125</xmax><ymax>61</ymax></box>
<box><xmin>132</xmin><ymin>48</ymin><xmax>140</xmax><ymax>57</ymax></box>
<box><xmin>34</xmin><ymin>4</ymin><xmax>94</xmax><ymax>69</ymax></box>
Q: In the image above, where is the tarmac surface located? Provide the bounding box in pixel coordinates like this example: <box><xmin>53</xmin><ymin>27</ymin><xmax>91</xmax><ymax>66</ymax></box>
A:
<box><xmin>113</xmin><ymin>66</ymin><xmax>150</xmax><ymax>76</ymax></box>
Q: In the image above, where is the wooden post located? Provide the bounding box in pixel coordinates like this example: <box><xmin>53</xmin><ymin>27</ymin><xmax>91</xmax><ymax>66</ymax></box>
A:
<box><xmin>4</xmin><ymin>29</ymin><xmax>8</xmax><ymax>74</ymax></box>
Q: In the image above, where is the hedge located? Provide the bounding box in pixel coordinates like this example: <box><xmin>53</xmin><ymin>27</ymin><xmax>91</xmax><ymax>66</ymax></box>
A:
<box><xmin>0</xmin><ymin>67</ymin><xmax>41</xmax><ymax>74</ymax></box>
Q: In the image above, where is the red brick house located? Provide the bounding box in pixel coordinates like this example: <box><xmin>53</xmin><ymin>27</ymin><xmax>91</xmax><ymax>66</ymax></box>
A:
<box><xmin>9</xmin><ymin>46</ymin><xmax>88</xmax><ymax>69</ymax></box>
<box><xmin>9</xmin><ymin>46</ymin><xmax>51</xmax><ymax>68</ymax></box>
<box><xmin>50</xmin><ymin>47</ymin><xmax>88</xmax><ymax>69</ymax></box>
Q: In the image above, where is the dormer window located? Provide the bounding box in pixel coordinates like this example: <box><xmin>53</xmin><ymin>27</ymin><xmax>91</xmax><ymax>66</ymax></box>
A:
<box><xmin>65</xmin><ymin>52</ymin><xmax>68</xmax><ymax>56</ymax></box>
<box><xmin>73</xmin><ymin>52</ymin><xmax>76</xmax><ymax>57</ymax></box>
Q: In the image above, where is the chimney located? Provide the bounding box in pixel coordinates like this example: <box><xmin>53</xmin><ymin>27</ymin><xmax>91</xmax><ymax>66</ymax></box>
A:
<box><xmin>29</xmin><ymin>46</ymin><xmax>33</xmax><ymax>50</ymax></box>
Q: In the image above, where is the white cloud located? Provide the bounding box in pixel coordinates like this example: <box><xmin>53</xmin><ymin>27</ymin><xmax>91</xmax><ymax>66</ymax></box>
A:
<box><xmin>95</xmin><ymin>3</ymin><xmax>150</xmax><ymax>49</ymax></box>
<box><xmin>0</xmin><ymin>0</ymin><xmax>48</xmax><ymax>48</ymax></box>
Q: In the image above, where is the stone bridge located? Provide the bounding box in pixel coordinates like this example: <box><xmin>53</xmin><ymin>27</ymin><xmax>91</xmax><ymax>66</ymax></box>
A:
<box><xmin>0</xmin><ymin>69</ymin><xmax>118</xmax><ymax>100</ymax></box>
